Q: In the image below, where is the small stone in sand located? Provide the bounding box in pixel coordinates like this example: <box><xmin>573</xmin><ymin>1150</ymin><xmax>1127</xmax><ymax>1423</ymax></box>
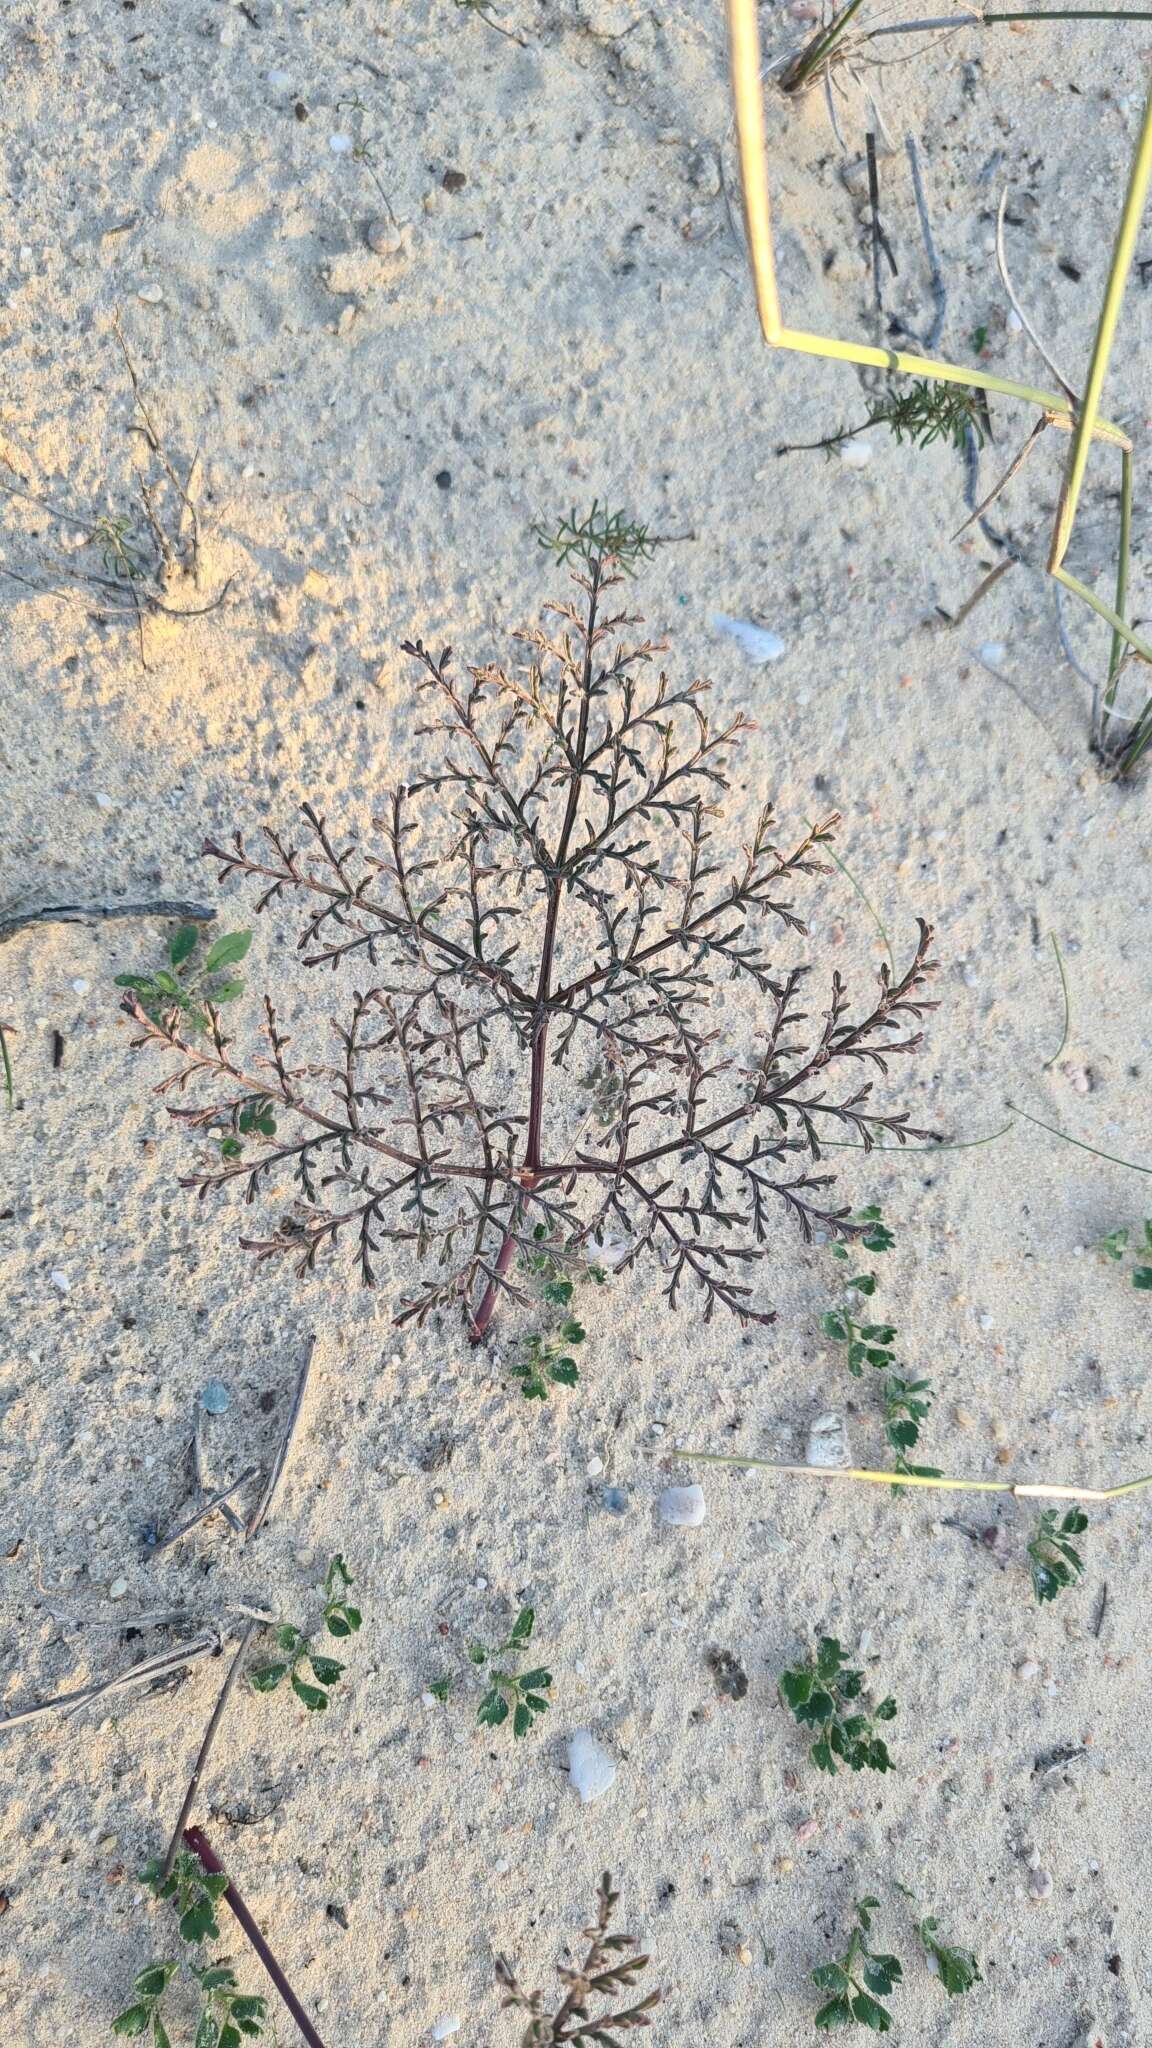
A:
<box><xmin>568</xmin><ymin>1729</ymin><xmax>616</xmax><ymax>1803</ymax></box>
<box><xmin>1028</xmin><ymin>1867</ymin><xmax>1054</xmax><ymax>1901</ymax></box>
<box><xmin>601</xmin><ymin>1486</ymin><xmax>628</xmax><ymax>1516</ymax></box>
<box><xmin>430</xmin><ymin>2020</ymin><xmax>461</xmax><ymax>2041</ymax></box>
<box><xmin>108</xmin><ymin>1577</ymin><xmax>128</xmax><ymax>1600</ymax></box>
<box><xmin>806</xmin><ymin>1412</ymin><xmax>850</xmax><ymax>1468</ymax></box>
<box><xmin>51</xmin><ymin>1271</ymin><xmax>70</xmax><ymax>1295</ymax></box>
<box><xmin>659</xmin><ymin>1484</ymin><xmax>705</xmax><ymax>1527</ymax></box>
<box><xmin>200</xmin><ymin>1378</ymin><xmax>229</xmax><ymax>1416</ymax></box>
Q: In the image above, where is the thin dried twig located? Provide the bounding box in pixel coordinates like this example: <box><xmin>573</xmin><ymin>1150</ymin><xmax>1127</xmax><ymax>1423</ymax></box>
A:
<box><xmin>0</xmin><ymin>901</ymin><xmax>215</xmax><ymax>948</ymax></box>
<box><xmin>150</xmin><ymin>1468</ymin><xmax>258</xmax><ymax>1554</ymax></box>
<box><xmin>0</xmin><ymin>1633</ymin><xmax>220</xmax><ymax>1733</ymax></box>
<box><xmin>995</xmin><ymin>189</ymin><xmax>1077</xmax><ymax>401</ymax></box>
<box><xmin>161</xmin><ymin>1621</ymin><xmax>257</xmax><ymax>1883</ymax></box>
<box><xmin>245</xmin><ymin>1336</ymin><xmax>318</xmax><ymax>1539</ymax></box>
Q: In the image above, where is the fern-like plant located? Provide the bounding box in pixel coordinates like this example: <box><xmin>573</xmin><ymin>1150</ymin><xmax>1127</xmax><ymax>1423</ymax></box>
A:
<box><xmin>119</xmin><ymin>549</ymin><xmax>936</xmax><ymax>1341</ymax></box>
<box><xmin>495</xmin><ymin>1871</ymin><xmax>660</xmax><ymax>2042</ymax></box>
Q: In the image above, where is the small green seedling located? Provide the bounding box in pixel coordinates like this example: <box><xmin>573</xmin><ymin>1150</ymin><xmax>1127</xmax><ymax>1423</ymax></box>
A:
<box><xmin>115</xmin><ymin>927</ymin><xmax>252</xmax><ymax>1035</ymax></box>
<box><xmin>820</xmin><ymin>1303</ymin><xmax>897</xmax><ymax>1377</ymax></box>
<box><xmin>882</xmin><ymin>1377</ymin><xmax>941</xmax><ymax>1482</ymax></box>
<box><xmin>830</xmin><ymin>1205</ymin><xmax>895</xmax><ymax>1262</ymax></box>
<box><xmin>249</xmin><ymin>1554</ymin><xmax>362</xmax><ymax>1710</ymax></box>
<box><xmin>431</xmin><ymin>1605</ymin><xmax>552</xmax><ymax>1738</ymax></box>
<box><xmin>512</xmin><ymin>1223</ymin><xmax>604</xmax><ymax>1399</ymax></box>
<box><xmin>869</xmin><ymin>381</ymin><xmax>986</xmax><ymax>453</ymax></box>
<box><xmin>112</xmin><ymin>1961</ymin><xmax>179</xmax><ymax>2043</ymax></box>
<box><xmin>1028</xmin><ymin>1506</ymin><xmax>1089</xmax><ymax>1605</ymax></box>
<box><xmin>114</xmin><ymin>1857</ymin><xmax>268</xmax><ymax>2046</ymax></box>
<box><xmin>1097</xmin><ymin>1222</ymin><xmax>1152</xmax><ymax>1290</ymax></box>
<box><xmin>514</xmin><ymin>1318</ymin><xmax>586</xmax><ymax>1400</ymax></box>
<box><xmin>141</xmin><ymin>1853</ymin><xmax>228</xmax><ymax>1946</ymax></box>
<box><xmin>812</xmin><ymin>1897</ymin><xmax>902</xmax><ymax>2032</ymax></box>
<box><xmin>918</xmin><ymin>1916</ymin><xmax>982</xmax><ymax>1999</ymax></box>
<box><xmin>779</xmin><ymin>1638</ymin><xmax>896</xmax><ymax>1776</ymax></box>
<box><xmin>533</xmin><ymin>500</ymin><xmax>659</xmax><ymax>573</ymax></box>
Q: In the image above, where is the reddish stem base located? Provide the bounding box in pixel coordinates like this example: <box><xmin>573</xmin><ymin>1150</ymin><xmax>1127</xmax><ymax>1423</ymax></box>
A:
<box><xmin>183</xmin><ymin>1826</ymin><xmax>330</xmax><ymax>2048</ymax></box>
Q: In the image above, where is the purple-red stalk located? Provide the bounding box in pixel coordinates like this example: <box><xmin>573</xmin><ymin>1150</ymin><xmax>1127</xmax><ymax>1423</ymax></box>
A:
<box><xmin>183</xmin><ymin>1826</ymin><xmax>329</xmax><ymax>2048</ymax></box>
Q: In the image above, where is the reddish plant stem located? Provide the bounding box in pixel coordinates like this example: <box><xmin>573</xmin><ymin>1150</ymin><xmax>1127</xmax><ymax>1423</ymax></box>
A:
<box><xmin>471</xmin><ymin>563</ymin><xmax>604</xmax><ymax>1343</ymax></box>
<box><xmin>183</xmin><ymin>1826</ymin><xmax>329</xmax><ymax>2048</ymax></box>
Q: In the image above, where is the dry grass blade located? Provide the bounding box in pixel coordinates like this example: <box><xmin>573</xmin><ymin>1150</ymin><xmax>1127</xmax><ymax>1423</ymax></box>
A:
<box><xmin>246</xmin><ymin>1336</ymin><xmax>318</xmax><ymax>1538</ymax></box>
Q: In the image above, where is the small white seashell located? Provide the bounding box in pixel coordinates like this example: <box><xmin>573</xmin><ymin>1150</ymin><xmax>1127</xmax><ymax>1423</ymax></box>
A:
<box><xmin>50</xmin><ymin>1270</ymin><xmax>71</xmax><ymax>1295</ymax></box>
<box><xmin>72</xmin><ymin>979</ymin><xmax>90</xmax><ymax>995</ymax></box>
<box><xmin>95</xmin><ymin>793</ymin><xmax>113</xmax><ymax>810</ymax></box>
<box><xmin>586</xmin><ymin>1455</ymin><xmax>605</xmax><ymax>1478</ymax></box>
<box><xmin>108</xmin><ymin>1577</ymin><xmax>128</xmax><ymax>1600</ymax></box>
<box><xmin>980</xmin><ymin>641</ymin><xmax>1007</xmax><ymax>666</ymax></box>
<box><xmin>839</xmin><ymin>438</ymin><xmax>873</xmax><ymax>469</ymax></box>
<box><xmin>806</xmin><ymin>1411</ymin><xmax>850</xmax><ymax>1469</ymax></box>
<box><xmin>329</xmin><ymin>133</ymin><xmax>354</xmax><ymax>154</ymax></box>
<box><xmin>568</xmin><ymin>1729</ymin><xmax>617</xmax><ymax>1804</ymax></box>
<box><xmin>1007</xmin><ymin>308</ymin><xmax>1024</xmax><ymax>333</ymax></box>
<box><xmin>709</xmin><ymin>613</ymin><xmax>787</xmax><ymax>664</ymax></box>
<box><xmin>430</xmin><ymin>2018</ymin><xmax>461</xmax><ymax>2040</ymax></box>
<box><xmin>591</xmin><ymin>1229</ymin><xmax>633</xmax><ymax>1272</ymax></box>
<box><xmin>421</xmin><ymin>1691</ymin><xmax>439</xmax><ymax>1709</ymax></box>
<box><xmin>659</xmin><ymin>1484</ymin><xmax>706</xmax><ymax>1528</ymax></box>
<box><xmin>137</xmin><ymin>283</ymin><xmax>165</xmax><ymax>305</ymax></box>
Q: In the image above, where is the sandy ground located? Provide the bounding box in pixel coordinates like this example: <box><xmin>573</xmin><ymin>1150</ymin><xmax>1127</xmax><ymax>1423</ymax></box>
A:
<box><xmin>3</xmin><ymin>2</ymin><xmax>1152</xmax><ymax>2043</ymax></box>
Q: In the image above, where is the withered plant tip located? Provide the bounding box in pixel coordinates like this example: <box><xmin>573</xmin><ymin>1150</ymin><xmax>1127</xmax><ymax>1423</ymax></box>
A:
<box><xmin>120</xmin><ymin>554</ymin><xmax>936</xmax><ymax>1342</ymax></box>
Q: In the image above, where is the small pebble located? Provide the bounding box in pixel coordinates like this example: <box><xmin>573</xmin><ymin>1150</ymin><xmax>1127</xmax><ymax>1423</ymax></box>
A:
<box><xmin>709</xmin><ymin>613</ymin><xmax>787</xmax><ymax>664</ymax></box>
<box><xmin>430</xmin><ymin>2019</ymin><xmax>461</xmax><ymax>2041</ymax></box>
<box><xmin>659</xmin><ymin>1484</ymin><xmax>705</xmax><ymax>1528</ymax></box>
<box><xmin>806</xmin><ymin>1411</ymin><xmax>850</xmax><ymax>1468</ymax></box>
<box><xmin>1029</xmin><ymin>1867</ymin><xmax>1054</xmax><ymax>1901</ymax></box>
<box><xmin>137</xmin><ymin>282</ymin><xmax>164</xmax><ymax>305</ymax></box>
<box><xmin>568</xmin><ymin>1730</ymin><xmax>617</xmax><ymax>1803</ymax></box>
<box><xmin>421</xmin><ymin>1691</ymin><xmax>439</xmax><ymax>1709</ymax></box>
<box><xmin>435</xmin><ymin>470</ymin><xmax>452</xmax><ymax>490</ymax></box>
<box><xmin>95</xmin><ymin>793</ymin><xmax>113</xmax><ymax>810</ymax></box>
<box><xmin>586</xmin><ymin>1455</ymin><xmax>605</xmax><ymax>1478</ymax></box>
<box><xmin>72</xmin><ymin>978</ymin><xmax>90</xmax><ymax>995</ymax></box>
<box><xmin>1016</xmin><ymin>1658</ymin><xmax>1040</xmax><ymax>1681</ymax></box>
<box><xmin>473</xmin><ymin>1576</ymin><xmax>487</xmax><ymax>1591</ymax></box>
<box><xmin>50</xmin><ymin>1270</ymin><xmax>70</xmax><ymax>1295</ymax></box>
<box><xmin>267</xmin><ymin>67</ymin><xmax>292</xmax><ymax>87</ymax></box>
<box><xmin>200</xmin><ymin>1378</ymin><xmax>229</xmax><ymax>1416</ymax></box>
<box><xmin>329</xmin><ymin>133</ymin><xmax>354</xmax><ymax>154</ymax></box>
<box><xmin>108</xmin><ymin>1577</ymin><xmax>128</xmax><ymax>1601</ymax></box>
<box><xmin>736</xmin><ymin>1945</ymin><xmax>753</xmax><ymax>1968</ymax></box>
<box><xmin>601</xmin><ymin>1486</ymin><xmax>629</xmax><ymax>1516</ymax></box>
<box><xmin>980</xmin><ymin>641</ymin><xmax>1007</xmax><ymax>666</ymax></box>
<box><xmin>839</xmin><ymin>438</ymin><xmax>872</xmax><ymax>469</ymax></box>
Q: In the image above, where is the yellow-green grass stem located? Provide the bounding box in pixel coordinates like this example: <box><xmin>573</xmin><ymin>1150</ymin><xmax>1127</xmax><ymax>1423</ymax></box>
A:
<box><xmin>1101</xmin><ymin>444</ymin><xmax>1135</xmax><ymax>749</ymax></box>
<box><xmin>726</xmin><ymin>0</ymin><xmax>1130</xmax><ymax>448</ymax></box>
<box><xmin>676</xmin><ymin>1447</ymin><xmax>1152</xmax><ymax>1502</ymax></box>
<box><xmin>1049</xmin><ymin>78</ymin><xmax>1152</xmax><ymax>574</ymax></box>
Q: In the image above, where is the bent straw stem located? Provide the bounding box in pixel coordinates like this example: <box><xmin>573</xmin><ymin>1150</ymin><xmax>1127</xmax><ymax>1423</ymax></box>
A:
<box><xmin>676</xmin><ymin>1449</ymin><xmax>1152</xmax><ymax>1502</ymax></box>
<box><xmin>1049</xmin><ymin>78</ymin><xmax>1152</xmax><ymax>573</ymax></box>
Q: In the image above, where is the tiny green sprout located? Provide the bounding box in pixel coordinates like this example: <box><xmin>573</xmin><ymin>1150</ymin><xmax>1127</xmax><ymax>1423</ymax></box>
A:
<box><xmin>830</xmin><ymin>1205</ymin><xmax>895</xmax><ymax>1261</ymax></box>
<box><xmin>883</xmin><ymin>1377</ymin><xmax>942</xmax><ymax>1482</ymax></box>
<box><xmin>512</xmin><ymin>1223</ymin><xmax>597</xmax><ymax>1399</ymax></box>
<box><xmin>112</xmin><ymin>1961</ymin><xmax>179</xmax><ymax>2043</ymax></box>
<box><xmin>115</xmin><ymin>927</ymin><xmax>252</xmax><ymax>1038</ymax></box>
<box><xmin>533</xmin><ymin>500</ymin><xmax>660</xmax><ymax>574</ymax></box>
<box><xmin>918</xmin><ymin>1916</ymin><xmax>982</xmax><ymax>1998</ymax></box>
<box><xmin>323</xmin><ymin>1553</ymin><xmax>363</xmax><ymax>1639</ymax></box>
<box><xmin>514</xmin><ymin>1319</ymin><xmax>586</xmax><ymax>1400</ymax></box>
<box><xmin>433</xmin><ymin>1605</ymin><xmax>552</xmax><ymax>1739</ymax></box>
<box><xmin>866</xmin><ymin>380</ymin><xmax>986</xmax><ymax>453</ymax></box>
<box><xmin>249</xmin><ymin>1555</ymin><xmax>361</xmax><ymax>1710</ymax></box>
<box><xmin>820</xmin><ymin>1307</ymin><xmax>897</xmax><ymax>1377</ymax></box>
<box><xmin>969</xmin><ymin>324</ymin><xmax>989</xmax><ymax>354</ymax></box>
<box><xmin>812</xmin><ymin>1897</ymin><xmax>902</xmax><ymax>2032</ymax></box>
<box><xmin>1028</xmin><ymin>1506</ymin><xmax>1089</xmax><ymax>1605</ymax></box>
<box><xmin>1096</xmin><ymin>1220</ymin><xmax>1152</xmax><ymax>1290</ymax></box>
<box><xmin>188</xmin><ymin>1962</ymin><xmax>267</xmax><ymax>2048</ymax></box>
<box><xmin>141</xmin><ymin>1853</ymin><xmax>228</xmax><ymax>1947</ymax></box>
<box><xmin>779</xmin><ymin>1638</ymin><xmax>897</xmax><ymax>1776</ymax></box>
